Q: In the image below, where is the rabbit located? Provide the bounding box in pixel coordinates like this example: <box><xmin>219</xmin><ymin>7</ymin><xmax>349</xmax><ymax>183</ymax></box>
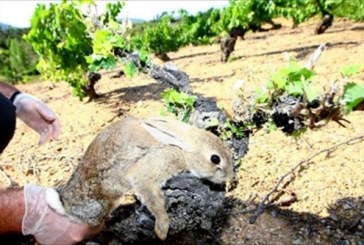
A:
<box><xmin>45</xmin><ymin>116</ymin><xmax>234</xmax><ymax>240</ymax></box>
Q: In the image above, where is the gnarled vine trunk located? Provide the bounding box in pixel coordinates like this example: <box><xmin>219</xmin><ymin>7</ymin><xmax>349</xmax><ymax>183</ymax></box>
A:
<box><xmin>82</xmin><ymin>72</ymin><xmax>101</xmax><ymax>99</ymax></box>
<box><xmin>156</xmin><ymin>53</ymin><xmax>171</xmax><ymax>62</ymax></box>
<box><xmin>315</xmin><ymin>14</ymin><xmax>333</xmax><ymax>34</ymax></box>
<box><xmin>86</xmin><ymin>173</ymin><xmax>227</xmax><ymax>243</ymax></box>
<box><xmin>220</xmin><ymin>36</ymin><xmax>237</xmax><ymax>63</ymax></box>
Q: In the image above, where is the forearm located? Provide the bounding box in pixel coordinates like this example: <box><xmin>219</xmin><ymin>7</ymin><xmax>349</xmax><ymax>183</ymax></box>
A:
<box><xmin>0</xmin><ymin>82</ymin><xmax>20</xmax><ymax>99</ymax></box>
<box><xmin>0</xmin><ymin>188</ymin><xmax>25</xmax><ymax>233</ymax></box>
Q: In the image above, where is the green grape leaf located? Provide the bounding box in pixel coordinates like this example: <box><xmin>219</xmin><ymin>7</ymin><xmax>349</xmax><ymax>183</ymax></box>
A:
<box><xmin>340</xmin><ymin>64</ymin><xmax>363</xmax><ymax>77</ymax></box>
<box><xmin>287</xmin><ymin>68</ymin><xmax>316</xmax><ymax>83</ymax></box>
<box><xmin>160</xmin><ymin>89</ymin><xmax>196</xmax><ymax>123</ymax></box>
<box><xmin>79</xmin><ymin>0</ymin><xmax>95</xmax><ymax>4</ymax></box>
<box><xmin>256</xmin><ymin>88</ymin><xmax>269</xmax><ymax>104</ymax></box>
<box><xmin>268</xmin><ymin>121</ymin><xmax>277</xmax><ymax>132</ymax></box>
<box><xmin>342</xmin><ymin>82</ymin><xmax>364</xmax><ymax>112</ymax></box>
<box><xmin>101</xmin><ymin>56</ymin><xmax>117</xmax><ymax>70</ymax></box>
<box><xmin>160</xmin><ymin>107</ymin><xmax>168</xmax><ymax>116</ymax></box>
<box><xmin>124</xmin><ymin>61</ymin><xmax>136</xmax><ymax>77</ymax></box>
<box><xmin>286</xmin><ymin>81</ymin><xmax>303</xmax><ymax>96</ymax></box>
<box><xmin>291</xmin><ymin>128</ymin><xmax>307</xmax><ymax>137</ymax></box>
<box><xmin>270</xmin><ymin>72</ymin><xmax>287</xmax><ymax>89</ymax></box>
<box><xmin>302</xmin><ymin>80</ymin><xmax>320</xmax><ymax>102</ymax></box>
<box><xmin>139</xmin><ymin>49</ymin><xmax>149</xmax><ymax>63</ymax></box>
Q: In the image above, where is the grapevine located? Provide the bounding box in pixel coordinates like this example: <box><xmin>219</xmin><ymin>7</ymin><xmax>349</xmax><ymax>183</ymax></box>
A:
<box><xmin>232</xmin><ymin>44</ymin><xmax>364</xmax><ymax>136</ymax></box>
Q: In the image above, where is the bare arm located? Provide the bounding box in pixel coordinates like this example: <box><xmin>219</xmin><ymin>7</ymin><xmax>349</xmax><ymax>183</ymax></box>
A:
<box><xmin>0</xmin><ymin>82</ymin><xmax>20</xmax><ymax>99</ymax></box>
<box><xmin>0</xmin><ymin>188</ymin><xmax>25</xmax><ymax>233</ymax></box>
<box><xmin>0</xmin><ymin>186</ymin><xmax>93</xmax><ymax>243</ymax></box>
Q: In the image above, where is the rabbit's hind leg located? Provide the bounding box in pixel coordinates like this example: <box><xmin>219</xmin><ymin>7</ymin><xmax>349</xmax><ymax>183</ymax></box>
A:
<box><xmin>134</xmin><ymin>185</ymin><xmax>170</xmax><ymax>240</ymax></box>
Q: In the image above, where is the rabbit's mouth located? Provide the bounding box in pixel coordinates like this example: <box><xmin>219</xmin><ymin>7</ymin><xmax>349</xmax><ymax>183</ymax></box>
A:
<box><xmin>175</xmin><ymin>171</ymin><xmax>227</xmax><ymax>191</ymax></box>
<box><xmin>201</xmin><ymin>179</ymin><xmax>226</xmax><ymax>192</ymax></box>
<box><xmin>161</xmin><ymin>172</ymin><xmax>226</xmax><ymax>192</ymax></box>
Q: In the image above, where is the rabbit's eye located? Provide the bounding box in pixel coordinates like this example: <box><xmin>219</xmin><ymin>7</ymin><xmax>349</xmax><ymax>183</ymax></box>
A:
<box><xmin>210</xmin><ymin>154</ymin><xmax>221</xmax><ymax>165</ymax></box>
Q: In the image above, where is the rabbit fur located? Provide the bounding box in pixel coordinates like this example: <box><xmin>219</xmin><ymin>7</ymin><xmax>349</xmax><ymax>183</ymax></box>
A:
<box><xmin>46</xmin><ymin>116</ymin><xmax>234</xmax><ymax>240</ymax></box>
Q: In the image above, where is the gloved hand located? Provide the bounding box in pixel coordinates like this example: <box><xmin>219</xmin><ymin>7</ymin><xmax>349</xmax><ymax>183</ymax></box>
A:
<box><xmin>22</xmin><ymin>184</ymin><xmax>92</xmax><ymax>245</ymax></box>
<box><xmin>12</xmin><ymin>93</ymin><xmax>61</xmax><ymax>145</ymax></box>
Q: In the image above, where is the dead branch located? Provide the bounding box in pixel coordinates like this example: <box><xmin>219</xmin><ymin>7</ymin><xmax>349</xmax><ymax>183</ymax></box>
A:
<box><xmin>0</xmin><ymin>166</ymin><xmax>16</xmax><ymax>187</ymax></box>
<box><xmin>248</xmin><ymin>134</ymin><xmax>364</xmax><ymax>224</ymax></box>
<box><xmin>208</xmin><ymin>229</ymin><xmax>223</xmax><ymax>245</ymax></box>
<box><xmin>304</xmin><ymin>43</ymin><xmax>326</xmax><ymax>70</ymax></box>
<box><xmin>2</xmin><ymin>144</ymin><xmax>37</xmax><ymax>158</ymax></box>
<box><xmin>36</xmin><ymin>153</ymin><xmax>82</xmax><ymax>163</ymax></box>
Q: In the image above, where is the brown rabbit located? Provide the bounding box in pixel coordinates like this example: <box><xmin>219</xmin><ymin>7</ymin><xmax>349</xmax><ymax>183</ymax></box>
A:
<box><xmin>45</xmin><ymin>116</ymin><xmax>234</xmax><ymax>240</ymax></box>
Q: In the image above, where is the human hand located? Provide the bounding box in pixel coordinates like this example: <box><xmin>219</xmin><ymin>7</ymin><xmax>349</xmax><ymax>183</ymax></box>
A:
<box><xmin>22</xmin><ymin>184</ymin><xmax>93</xmax><ymax>245</ymax></box>
<box><xmin>12</xmin><ymin>93</ymin><xmax>61</xmax><ymax>145</ymax></box>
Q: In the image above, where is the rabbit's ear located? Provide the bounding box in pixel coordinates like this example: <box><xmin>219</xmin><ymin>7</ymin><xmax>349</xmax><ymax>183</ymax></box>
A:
<box><xmin>140</xmin><ymin>117</ymin><xmax>194</xmax><ymax>152</ymax></box>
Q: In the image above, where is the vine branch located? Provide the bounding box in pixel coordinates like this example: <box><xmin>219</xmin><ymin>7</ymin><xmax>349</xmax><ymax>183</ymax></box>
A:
<box><xmin>248</xmin><ymin>134</ymin><xmax>364</xmax><ymax>224</ymax></box>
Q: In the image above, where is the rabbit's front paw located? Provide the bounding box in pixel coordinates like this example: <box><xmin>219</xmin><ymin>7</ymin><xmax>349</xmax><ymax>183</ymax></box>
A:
<box><xmin>154</xmin><ymin>216</ymin><xmax>170</xmax><ymax>240</ymax></box>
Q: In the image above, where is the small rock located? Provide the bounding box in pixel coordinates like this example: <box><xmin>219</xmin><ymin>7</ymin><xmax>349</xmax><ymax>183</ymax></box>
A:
<box><xmin>342</xmin><ymin>203</ymin><xmax>352</xmax><ymax>210</ymax></box>
<box><xmin>271</xmin><ymin>210</ymin><xmax>278</xmax><ymax>217</ymax></box>
<box><xmin>292</xmin><ymin>239</ymin><xmax>303</xmax><ymax>245</ymax></box>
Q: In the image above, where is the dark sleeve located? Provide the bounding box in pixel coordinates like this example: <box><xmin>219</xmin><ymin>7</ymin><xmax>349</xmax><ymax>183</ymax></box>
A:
<box><xmin>0</xmin><ymin>92</ymin><xmax>16</xmax><ymax>154</ymax></box>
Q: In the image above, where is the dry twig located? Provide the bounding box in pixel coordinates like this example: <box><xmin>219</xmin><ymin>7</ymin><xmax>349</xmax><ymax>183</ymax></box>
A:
<box><xmin>36</xmin><ymin>153</ymin><xmax>82</xmax><ymax>163</ymax></box>
<box><xmin>208</xmin><ymin>229</ymin><xmax>223</xmax><ymax>245</ymax></box>
<box><xmin>249</xmin><ymin>134</ymin><xmax>364</xmax><ymax>224</ymax></box>
<box><xmin>304</xmin><ymin>43</ymin><xmax>326</xmax><ymax>70</ymax></box>
<box><xmin>0</xmin><ymin>166</ymin><xmax>16</xmax><ymax>187</ymax></box>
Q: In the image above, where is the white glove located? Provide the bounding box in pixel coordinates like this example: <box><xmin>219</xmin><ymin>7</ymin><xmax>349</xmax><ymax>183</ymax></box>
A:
<box><xmin>13</xmin><ymin>93</ymin><xmax>61</xmax><ymax>145</ymax></box>
<box><xmin>22</xmin><ymin>184</ymin><xmax>92</xmax><ymax>245</ymax></box>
